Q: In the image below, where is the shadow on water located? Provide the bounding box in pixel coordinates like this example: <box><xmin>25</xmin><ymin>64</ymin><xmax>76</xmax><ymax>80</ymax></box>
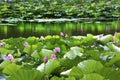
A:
<box><xmin>0</xmin><ymin>20</ymin><xmax>120</xmax><ymax>39</ymax></box>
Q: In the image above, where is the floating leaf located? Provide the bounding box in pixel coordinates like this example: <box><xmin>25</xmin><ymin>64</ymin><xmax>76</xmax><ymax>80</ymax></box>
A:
<box><xmin>69</xmin><ymin>67</ymin><xmax>83</xmax><ymax>78</ymax></box>
<box><xmin>50</xmin><ymin>76</ymin><xmax>64</xmax><ymax>80</ymax></box>
<box><xmin>40</xmin><ymin>49</ymin><xmax>53</xmax><ymax>59</ymax></box>
<box><xmin>99</xmin><ymin>67</ymin><xmax>120</xmax><ymax>80</ymax></box>
<box><xmin>26</xmin><ymin>37</ymin><xmax>39</xmax><ymax>45</ymax></box>
<box><xmin>7</xmin><ymin>69</ymin><xmax>44</xmax><ymax>80</ymax></box>
<box><xmin>109</xmin><ymin>44</ymin><xmax>120</xmax><ymax>53</ymax></box>
<box><xmin>23</xmin><ymin>45</ymin><xmax>37</xmax><ymax>54</ymax></box>
<box><xmin>0</xmin><ymin>60</ymin><xmax>11</xmax><ymax>70</ymax></box>
<box><xmin>60</xmin><ymin>69</ymin><xmax>72</xmax><ymax>76</ymax></box>
<box><xmin>100</xmin><ymin>35</ymin><xmax>112</xmax><ymax>43</ymax></box>
<box><xmin>81</xmin><ymin>73</ymin><xmax>104</xmax><ymax>80</ymax></box>
<box><xmin>78</xmin><ymin>60</ymin><xmax>103</xmax><ymax>73</ymax></box>
<box><xmin>3</xmin><ymin>63</ymin><xmax>21</xmax><ymax>75</ymax></box>
<box><xmin>0</xmin><ymin>48</ymin><xmax>13</xmax><ymax>55</ymax></box>
<box><xmin>37</xmin><ymin>59</ymin><xmax>60</xmax><ymax>75</ymax></box>
<box><xmin>64</xmin><ymin>46</ymin><xmax>83</xmax><ymax>59</ymax></box>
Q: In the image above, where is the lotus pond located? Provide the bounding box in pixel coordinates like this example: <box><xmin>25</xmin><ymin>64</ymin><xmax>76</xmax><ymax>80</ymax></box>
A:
<box><xmin>0</xmin><ymin>32</ymin><xmax>120</xmax><ymax>80</ymax></box>
<box><xmin>1</xmin><ymin>0</ymin><xmax>120</xmax><ymax>80</ymax></box>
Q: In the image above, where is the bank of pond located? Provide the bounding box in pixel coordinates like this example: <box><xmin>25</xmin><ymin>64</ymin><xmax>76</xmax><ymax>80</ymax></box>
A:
<box><xmin>0</xmin><ymin>0</ymin><xmax>120</xmax><ymax>21</ymax></box>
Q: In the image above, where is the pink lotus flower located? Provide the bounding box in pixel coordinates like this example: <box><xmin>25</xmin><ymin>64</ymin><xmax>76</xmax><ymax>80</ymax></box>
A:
<box><xmin>44</xmin><ymin>56</ymin><xmax>48</xmax><ymax>63</ymax></box>
<box><xmin>0</xmin><ymin>42</ymin><xmax>5</xmax><ymax>47</ymax></box>
<box><xmin>23</xmin><ymin>42</ymin><xmax>29</xmax><ymax>46</ymax></box>
<box><xmin>5</xmin><ymin>54</ymin><xmax>13</xmax><ymax>60</ymax></box>
<box><xmin>60</xmin><ymin>32</ymin><xmax>64</xmax><ymax>36</ymax></box>
<box><xmin>51</xmin><ymin>54</ymin><xmax>57</xmax><ymax>60</ymax></box>
<box><xmin>53</xmin><ymin>47</ymin><xmax>60</xmax><ymax>53</ymax></box>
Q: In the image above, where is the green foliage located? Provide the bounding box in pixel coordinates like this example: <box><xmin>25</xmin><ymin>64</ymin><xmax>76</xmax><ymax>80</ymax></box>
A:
<box><xmin>77</xmin><ymin>60</ymin><xmax>103</xmax><ymax>73</ymax></box>
<box><xmin>0</xmin><ymin>34</ymin><xmax>120</xmax><ymax>79</ymax></box>
<box><xmin>3</xmin><ymin>63</ymin><xmax>21</xmax><ymax>75</ymax></box>
<box><xmin>0</xmin><ymin>0</ymin><xmax>120</xmax><ymax>22</ymax></box>
<box><xmin>0</xmin><ymin>60</ymin><xmax>11</xmax><ymax>70</ymax></box>
<box><xmin>81</xmin><ymin>73</ymin><xmax>104</xmax><ymax>80</ymax></box>
<box><xmin>99</xmin><ymin>67</ymin><xmax>120</xmax><ymax>80</ymax></box>
<box><xmin>7</xmin><ymin>69</ymin><xmax>44</xmax><ymax>80</ymax></box>
<box><xmin>64</xmin><ymin>46</ymin><xmax>83</xmax><ymax>59</ymax></box>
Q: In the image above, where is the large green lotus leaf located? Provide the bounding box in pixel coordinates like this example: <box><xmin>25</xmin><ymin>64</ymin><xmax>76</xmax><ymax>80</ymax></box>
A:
<box><xmin>69</xmin><ymin>67</ymin><xmax>83</xmax><ymax>78</ymax></box>
<box><xmin>45</xmin><ymin>35</ymin><xmax>52</xmax><ymax>40</ymax></box>
<box><xmin>58</xmin><ymin>57</ymin><xmax>82</xmax><ymax>73</ymax></box>
<box><xmin>115</xmin><ymin>60</ymin><xmax>120</xmax><ymax>68</ymax></box>
<box><xmin>72</xmin><ymin>36</ymin><xmax>84</xmax><ymax>40</ymax></box>
<box><xmin>14</xmin><ymin>49</ymin><xmax>22</xmax><ymax>57</ymax></box>
<box><xmin>45</xmin><ymin>59</ymin><xmax>60</xmax><ymax>75</ymax></box>
<box><xmin>109</xmin><ymin>44</ymin><xmax>120</xmax><ymax>53</ymax></box>
<box><xmin>3</xmin><ymin>63</ymin><xmax>21</xmax><ymax>75</ymax></box>
<box><xmin>37</xmin><ymin>60</ymin><xmax>60</xmax><ymax>75</ymax></box>
<box><xmin>0</xmin><ymin>47</ymin><xmax>13</xmax><ymax>55</ymax></box>
<box><xmin>100</xmin><ymin>35</ymin><xmax>112</xmax><ymax>43</ymax></box>
<box><xmin>87</xmin><ymin>34</ymin><xmax>94</xmax><ymax>39</ymax></box>
<box><xmin>81</xmin><ymin>73</ymin><xmax>104</xmax><ymax>80</ymax></box>
<box><xmin>31</xmin><ymin>50</ymin><xmax>40</xmax><ymax>58</ymax></box>
<box><xmin>60</xmin><ymin>69</ymin><xmax>71</xmax><ymax>76</ymax></box>
<box><xmin>114</xmin><ymin>33</ymin><xmax>120</xmax><ymax>41</ymax></box>
<box><xmin>26</xmin><ymin>37</ymin><xmax>39</xmax><ymax>45</ymax></box>
<box><xmin>50</xmin><ymin>76</ymin><xmax>76</xmax><ymax>80</ymax></box>
<box><xmin>64</xmin><ymin>46</ymin><xmax>83</xmax><ymax>59</ymax></box>
<box><xmin>52</xmin><ymin>35</ymin><xmax>60</xmax><ymax>39</ymax></box>
<box><xmin>0</xmin><ymin>60</ymin><xmax>11</xmax><ymax>70</ymax></box>
<box><xmin>80</xmin><ymin>34</ymin><xmax>97</xmax><ymax>46</ymax></box>
<box><xmin>99</xmin><ymin>67</ymin><xmax>120</xmax><ymax>80</ymax></box>
<box><xmin>50</xmin><ymin>76</ymin><xmax>64</xmax><ymax>80</ymax></box>
<box><xmin>37</xmin><ymin>63</ymin><xmax>45</xmax><ymax>72</ymax></box>
<box><xmin>7</xmin><ymin>69</ymin><xmax>44</xmax><ymax>80</ymax></box>
<box><xmin>84</xmin><ymin>50</ymin><xmax>101</xmax><ymax>60</ymax></box>
<box><xmin>60</xmin><ymin>44</ymin><xmax>67</xmax><ymax>54</ymax></box>
<box><xmin>65</xmin><ymin>77</ymin><xmax>76</xmax><ymax>80</ymax></box>
<box><xmin>23</xmin><ymin>45</ymin><xmax>37</xmax><ymax>54</ymax></box>
<box><xmin>40</xmin><ymin>49</ymin><xmax>53</xmax><ymax>59</ymax></box>
<box><xmin>78</xmin><ymin>60</ymin><xmax>103</xmax><ymax>73</ymax></box>
<box><xmin>36</xmin><ymin>42</ymin><xmax>44</xmax><ymax>52</ymax></box>
<box><xmin>3</xmin><ymin>37</ymin><xmax>25</xmax><ymax>50</ymax></box>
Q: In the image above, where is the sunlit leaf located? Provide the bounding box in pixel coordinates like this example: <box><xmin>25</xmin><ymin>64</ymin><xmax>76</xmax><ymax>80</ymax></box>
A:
<box><xmin>37</xmin><ymin>59</ymin><xmax>60</xmax><ymax>75</ymax></box>
<box><xmin>3</xmin><ymin>63</ymin><xmax>21</xmax><ymax>75</ymax></box>
<box><xmin>7</xmin><ymin>69</ymin><xmax>44</xmax><ymax>80</ymax></box>
<box><xmin>81</xmin><ymin>73</ymin><xmax>104</xmax><ymax>80</ymax></box>
<box><xmin>100</xmin><ymin>35</ymin><xmax>112</xmax><ymax>43</ymax></box>
<box><xmin>40</xmin><ymin>49</ymin><xmax>53</xmax><ymax>59</ymax></box>
<box><xmin>64</xmin><ymin>46</ymin><xmax>83</xmax><ymax>59</ymax></box>
<box><xmin>0</xmin><ymin>60</ymin><xmax>11</xmax><ymax>70</ymax></box>
<box><xmin>78</xmin><ymin>60</ymin><xmax>103</xmax><ymax>73</ymax></box>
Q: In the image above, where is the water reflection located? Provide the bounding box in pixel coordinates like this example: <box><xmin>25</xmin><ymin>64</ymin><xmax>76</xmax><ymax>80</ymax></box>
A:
<box><xmin>0</xmin><ymin>21</ymin><xmax>120</xmax><ymax>39</ymax></box>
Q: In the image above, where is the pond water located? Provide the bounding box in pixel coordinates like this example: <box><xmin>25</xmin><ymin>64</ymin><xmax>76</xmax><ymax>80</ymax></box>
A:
<box><xmin>0</xmin><ymin>20</ymin><xmax>120</xmax><ymax>39</ymax></box>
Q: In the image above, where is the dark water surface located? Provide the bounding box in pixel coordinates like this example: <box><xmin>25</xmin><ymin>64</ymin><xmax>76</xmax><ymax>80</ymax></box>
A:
<box><xmin>0</xmin><ymin>21</ymin><xmax>120</xmax><ymax>39</ymax></box>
